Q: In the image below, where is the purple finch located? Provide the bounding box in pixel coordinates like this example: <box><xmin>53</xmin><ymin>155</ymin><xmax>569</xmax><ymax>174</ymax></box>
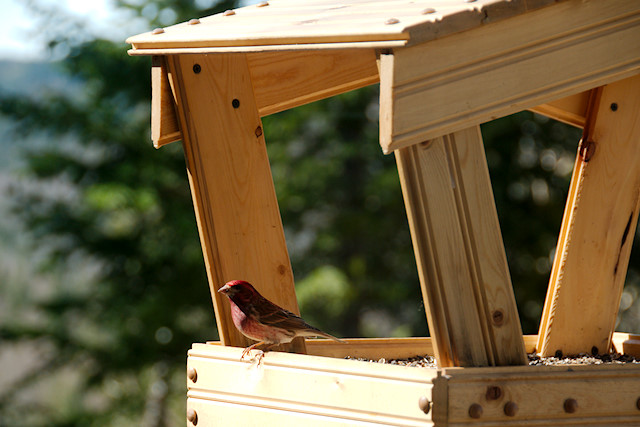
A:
<box><xmin>218</xmin><ymin>280</ymin><xmax>345</xmax><ymax>362</ymax></box>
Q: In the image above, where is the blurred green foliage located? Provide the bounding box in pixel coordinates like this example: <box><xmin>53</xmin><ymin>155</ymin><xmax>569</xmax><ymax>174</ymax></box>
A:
<box><xmin>0</xmin><ymin>0</ymin><xmax>639</xmax><ymax>425</ymax></box>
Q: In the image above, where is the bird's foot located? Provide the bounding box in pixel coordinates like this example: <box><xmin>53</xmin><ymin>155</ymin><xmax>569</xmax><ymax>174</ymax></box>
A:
<box><xmin>254</xmin><ymin>350</ymin><xmax>265</xmax><ymax>366</ymax></box>
<box><xmin>240</xmin><ymin>348</ymin><xmax>265</xmax><ymax>365</ymax></box>
<box><xmin>240</xmin><ymin>342</ymin><xmax>268</xmax><ymax>366</ymax></box>
<box><xmin>240</xmin><ymin>347</ymin><xmax>250</xmax><ymax>360</ymax></box>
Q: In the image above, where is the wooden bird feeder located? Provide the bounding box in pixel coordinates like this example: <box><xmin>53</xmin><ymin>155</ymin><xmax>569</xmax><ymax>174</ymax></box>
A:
<box><xmin>127</xmin><ymin>0</ymin><xmax>640</xmax><ymax>424</ymax></box>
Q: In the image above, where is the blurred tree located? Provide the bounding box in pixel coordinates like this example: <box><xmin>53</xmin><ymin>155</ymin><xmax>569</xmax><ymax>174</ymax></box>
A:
<box><xmin>1</xmin><ymin>0</ymin><xmax>640</xmax><ymax>426</ymax></box>
<box><xmin>0</xmin><ymin>1</ymin><xmax>237</xmax><ymax>425</ymax></box>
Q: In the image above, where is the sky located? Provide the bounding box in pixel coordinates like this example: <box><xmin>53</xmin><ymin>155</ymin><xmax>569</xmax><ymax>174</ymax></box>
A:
<box><xmin>1</xmin><ymin>0</ymin><xmax>252</xmax><ymax>61</ymax></box>
<box><xmin>0</xmin><ymin>0</ymin><xmax>134</xmax><ymax>61</ymax></box>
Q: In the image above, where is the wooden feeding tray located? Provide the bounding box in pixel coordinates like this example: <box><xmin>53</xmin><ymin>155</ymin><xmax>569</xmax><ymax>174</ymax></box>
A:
<box><xmin>127</xmin><ymin>0</ymin><xmax>640</xmax><ymax>425</ymax></box>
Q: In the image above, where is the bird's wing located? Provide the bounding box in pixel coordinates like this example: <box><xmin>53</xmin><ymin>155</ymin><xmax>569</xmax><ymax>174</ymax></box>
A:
<box><xmin>252</xmin><ymin>296</ymin><xmax>311</xmax><ymax>330</ymax></box>
<box><xmin>253</xmin><ymin>296</ymin><xmax>345</xmax><ymax>342</ymax></box>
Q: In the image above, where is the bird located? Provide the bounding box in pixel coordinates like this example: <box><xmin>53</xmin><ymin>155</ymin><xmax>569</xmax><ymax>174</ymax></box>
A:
<box><xmin>218</xmin><ymin>280</ymin><xmax>345</xmax><ymax>363</ymax></box>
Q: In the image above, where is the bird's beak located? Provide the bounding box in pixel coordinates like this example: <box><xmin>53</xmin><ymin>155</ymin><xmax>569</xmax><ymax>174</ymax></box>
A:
<box><xmin>218</xmin><ymin>284</ymin><xmax>230</xmax><ymax>294</ymax></box>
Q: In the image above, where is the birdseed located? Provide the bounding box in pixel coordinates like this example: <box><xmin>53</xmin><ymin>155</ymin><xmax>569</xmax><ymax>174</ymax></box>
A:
<box><xmin>345</xmin><ymin>353</ymin><xmax>640</xmax><ymax>367</ymax></box>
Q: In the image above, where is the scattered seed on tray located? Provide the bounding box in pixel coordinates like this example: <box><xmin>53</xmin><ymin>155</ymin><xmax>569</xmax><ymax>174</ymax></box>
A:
<box><xmin>527</xmin><ymin>352</ymin><xmax>640</xmax><ymax>366</ymax></box>
<box><xmin>345</xmin><ymin>353</ymin><xmax>640</xmax><ymax>367</ymax></box>
<box><xmin>344</xmin><ymin>355</ymin><xmax>438</xmax><ymax>368</ymax></box>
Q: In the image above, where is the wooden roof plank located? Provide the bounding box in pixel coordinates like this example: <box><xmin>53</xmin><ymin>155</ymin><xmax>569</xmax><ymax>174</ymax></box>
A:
<box><xmin>127</xmin><ymin>0</ymin><xmax>561</xmax><ymax>54</ymax></box>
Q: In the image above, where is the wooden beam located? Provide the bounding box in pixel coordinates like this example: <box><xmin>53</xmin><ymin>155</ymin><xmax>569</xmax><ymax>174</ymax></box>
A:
<box><xmin>395</xmin><ymin>126</ymin><xmax>526</xmax><ymax>367</ymax></box>
<box><xmin>379</xmin><ymin>0</ymin><xmax>640</xmax><ymax>152</ymax></box>
<box><xmin>151</xmin><ymin>56</ymin><xmax>181</xmax><ymax>148</ymax></box>
<box><xmin>166</xmin><ymin>53</ymin><xmax>304</xmax><ymax>353</ymax></box>
<box><xmin>529</xmin><ymin>90</ymin><xmax>591</xmax><ymax>129</ymax></box>
<box><xmin>248</xmin><ymin>49</ymin><xmax>379</xmax><ymax>117</ymax></box>
<box><xmin>537</xmin><ymin>74</ymin><xmax>640</xmax><ymax>357</ymax></box>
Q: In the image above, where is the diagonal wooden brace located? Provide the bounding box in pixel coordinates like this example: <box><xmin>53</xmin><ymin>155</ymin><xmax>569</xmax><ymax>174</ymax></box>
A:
<box><xmin>538</xmin><ymin>74</ymin><xmax>640</xmax><ymax>357</ymax></box>
<box><xmin>166</xmin><ymin>53</ymin><xmax>305</xmax><ymax>353</ymax></box>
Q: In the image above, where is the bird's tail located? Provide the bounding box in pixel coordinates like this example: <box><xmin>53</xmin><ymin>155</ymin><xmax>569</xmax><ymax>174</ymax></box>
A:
<box><xmin>304</xmin><ymin>328</ymin><xmax>346</xmax><ymax>343</ymax></box>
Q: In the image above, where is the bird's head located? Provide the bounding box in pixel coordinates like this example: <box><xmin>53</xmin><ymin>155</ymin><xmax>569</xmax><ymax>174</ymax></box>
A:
<box><xmin>218</xmin><ymin>280</ymin><xmax>260</xmax><ymax>303</ymax></box>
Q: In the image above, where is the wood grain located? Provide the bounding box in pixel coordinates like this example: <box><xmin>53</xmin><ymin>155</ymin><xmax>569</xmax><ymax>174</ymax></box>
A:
<box><xmin>151</xmin><ymin>56</ymin><xmax>181</xmax><ymax>148</ymax></box>
<box><xmin>188</xmin><ymin>343</ymin><xmax>436</xmax><ymax>427</ymax></box>
<box><xmin>167</xmin><ymin>54</ymin><xmax>304</xmax><ymax>353</ymax></box>
<box><xmin>187</xmin><ymin>338</ymin><xmax>640</xmax><ymax>426</ymax></box>
<box><xmin>395</xmin><ymin>127</ymin><xmax>526</xmax><ymax>367</ymax></box>
<box><xmin>529</xmin><ymin>90</ymin><xmax>591</xmax><ymax>129</ymax></box>
<box><xmin>205</xmin><ymin>335</ymin><xmax>540</xmax><ymax>359</ymax></box>
<box><xmin>153</xmin><ymin>49</ymin><xmax>379</xmax><ymax>149</ymax></box>
<box><xmin>379</xmin><ymin>0</ymin><xmax>640</xmax><ymax>152</ymax></box>
<box><xmin>127</xmin><ymin>0</ymin><xmax>557</xmax><ymax>54</ymax></box>
<box><xmin>443</xmin><ymin>363</ymin><xmax>640</xmax><ymax>426</ymax></box>
<box><xmin>538</xmin><ymin>74</ymin><xmax>640</xmax><ymax>357</ymax></box>
<box><xmin>248</xmin><ymin>49</ymin><xmax>379</xmax><ymax>116</ymax></box>
<box><xmin>612</xmin><ymin>332</ymin><xmax>640</xmax><ymax>358</ymax></box>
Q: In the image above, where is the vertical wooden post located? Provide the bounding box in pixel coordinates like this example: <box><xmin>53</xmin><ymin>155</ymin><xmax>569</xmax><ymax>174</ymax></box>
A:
<box><xmin>396</xmin><ymin>126</ymin><xmax>526</xmax><ymax>367</ymax></box>
<box><xmin>167</xmin><ymin>53</ymin><xmax>305</xmax><ymax>353</ymax></box>
<box><xmin>538</xmin><ymin>74</ymin><xmax>640</xmax><ymax>357</ymax></box>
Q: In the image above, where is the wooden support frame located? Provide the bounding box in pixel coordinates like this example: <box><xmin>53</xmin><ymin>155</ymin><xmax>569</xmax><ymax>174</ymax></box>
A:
<box><xmin>537</xmin><ymin>74</ymin><xmax>640</xmax><ymax>357</ymax></box>
<box><xmin>150</xmin><ymin>49</ymin><xmax>379</xmax><ymax>147</ymax></box>
<box><xmin>395</xmin><ymin>127</ymin><xmax>526</xmax><ymax>367</ymax></box>
<box><xmin>151</xmin><ymin>49</ymin><xmax>593</xmax><ymax>149</ymax></box>
<box><xmin>128</xmin><ymin>1</ymin><xmax>640</xmax><ymax>425</ymax></box>
<box><xmin>166</xmin><ymin>53</ymin><xmax>304</xmax><ymax>353</ymax></box>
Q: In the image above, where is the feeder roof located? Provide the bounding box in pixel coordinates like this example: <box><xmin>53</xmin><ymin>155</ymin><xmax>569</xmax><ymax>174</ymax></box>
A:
<box><xmin>126</xmin><ymin>0</ymin><xmax>558</xmax><ymax>55</ymax></box>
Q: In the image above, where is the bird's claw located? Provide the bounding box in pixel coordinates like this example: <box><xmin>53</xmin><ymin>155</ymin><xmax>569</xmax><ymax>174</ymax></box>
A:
<box><xmin>240</xmin><ymin>343</ymin><xmax>264</xmax><ymax>366</ymax></box>
<box><xmin>240</xmin><ymin>347</ymin><xmax>252</xmax><ymax>360</ymax></box>
<box><xmin>240</xmin><ymin>347</ymin><xmax>265</xmax><ymax>365</ymax></box>
<box><xmin>254</xmin><ymin>350</ymin><xmax>265</xmax><ymax>366</ymax></box>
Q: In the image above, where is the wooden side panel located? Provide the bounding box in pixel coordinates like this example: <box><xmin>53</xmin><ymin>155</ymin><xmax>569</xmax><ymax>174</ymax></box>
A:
<box><xmin>248</xmin><ymin>49</ymin><xmax>379</xmax><ymax>117</ymax></box>
<box><xmin>379</xmin><ymin>0</ymin><xmax>640</xmax><ymax>152</ymax></box>
<box><xmin>538</xmin><ymin>74</ymin><xmax>640</xmax><ymax>357</ymax></box>
<box><xmin>529</xmin><ymin>91</ymin><xmax>591</xmax><ymax>129</ymax></box>
<box><xmin>187</xmin><ymin>345</ymin><xmax>435</xmax><ymax>427</ymax></box>
<box><xmin>306</xmin><ymin>337</ymin><xmax>435</xmax><ymax>360</ymax></box>
<box><xmin>187</xmin><ymin>398</ymin><xmax>422</xmax><ymax>427</ymax></box>
<box><xmin>151</xmin><ymin>56</ymin><xmax>181</xmax><ymax>148</ymax></box>
<box><xmin>443</xmin><ymin>363</ymin><xmax>640</xmax><ymax>426</ymax></box>
<box><xmin>167</xmin><ymin>54</ymin><xmax>304</xmax><ymax>352</ymax></box>
<box><xmin>395</xmin><ymin>127</ymin><xmax>526</xmax><ymax>367</ymax></box>
<box><xmin>204</xmin><ymin>335</ymin><xmax>539</xmax><ymax>360</ymax></box>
